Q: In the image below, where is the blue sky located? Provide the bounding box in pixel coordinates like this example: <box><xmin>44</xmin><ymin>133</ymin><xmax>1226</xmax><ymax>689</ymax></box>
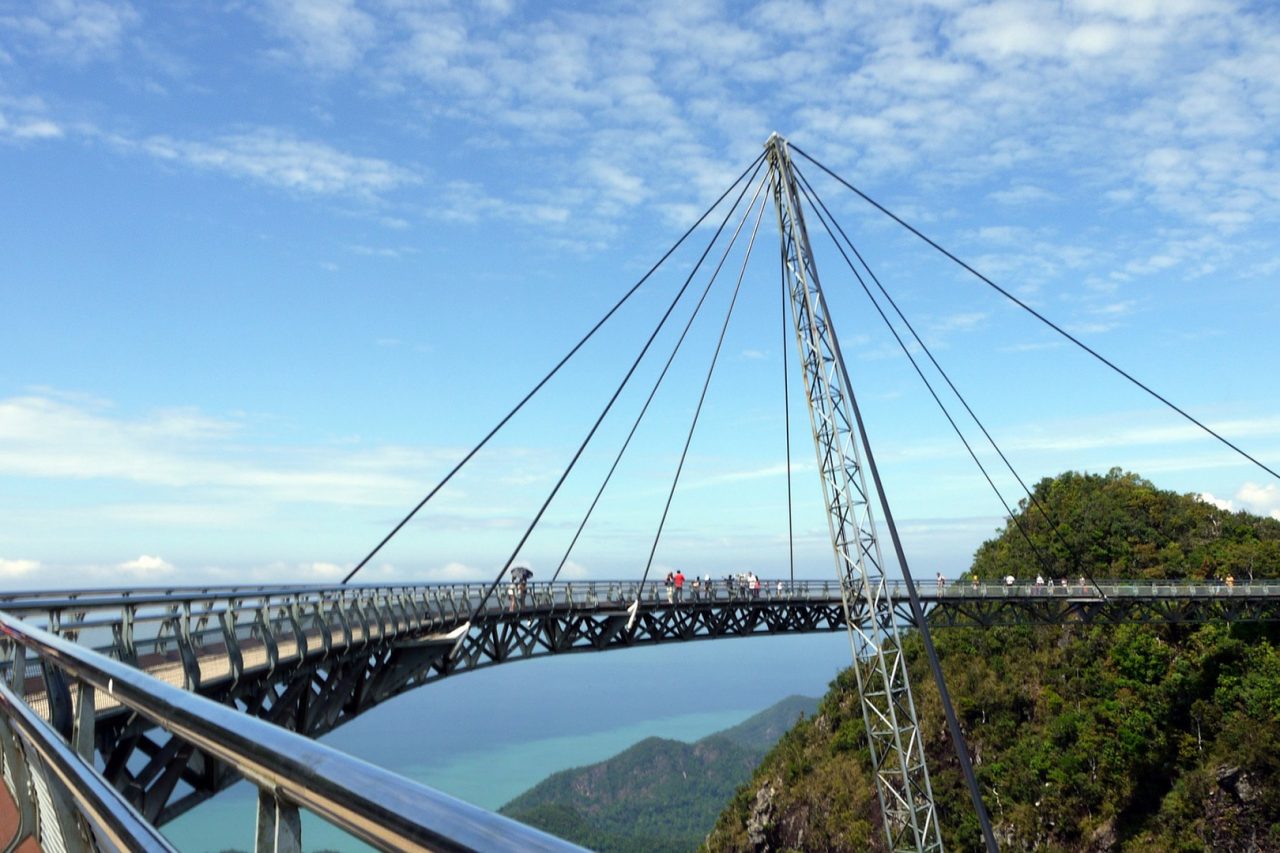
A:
<box><xmin>2</xmin><ymin>0</ymin><xmax>1279</xmax><ymax>589</ymax></box>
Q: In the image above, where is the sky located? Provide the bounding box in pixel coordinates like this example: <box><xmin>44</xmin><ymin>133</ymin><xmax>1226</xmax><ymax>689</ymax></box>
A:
<box><xmin>2</xmin><ymin>0</ymin><xmax>1279</xmax><ymax>590</ymax></box>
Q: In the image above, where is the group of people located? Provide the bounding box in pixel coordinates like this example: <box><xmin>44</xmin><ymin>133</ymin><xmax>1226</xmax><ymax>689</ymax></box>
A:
<box><xmin>508</xmin><ymin>564</ymin><xmax>787</xmax><ymax>610</ymax></box>
<box><xmin>663</xmin><ymin>569</ymin><xmax>687</xmax><ymax>602</ymax></box>
<box><xmin>983</xmin><ymin>573</ymin><xmax>1092</xmax><ymax>594</ymax></box>
<box><xmin>726</xmin><ymin>572</ymin><xmax>766</xmax><ymax>598</ymax></box>
<box><xmin>655</xmin><ymin>570</ymin><xmax>786</xmax><ymax>601</ymax></box>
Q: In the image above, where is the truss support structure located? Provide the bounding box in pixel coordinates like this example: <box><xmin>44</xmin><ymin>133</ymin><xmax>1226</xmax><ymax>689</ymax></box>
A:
<box><xmin>766</xmin><ymin>134</ymin><xmax>944</xmax><ymax>852</ymax></box>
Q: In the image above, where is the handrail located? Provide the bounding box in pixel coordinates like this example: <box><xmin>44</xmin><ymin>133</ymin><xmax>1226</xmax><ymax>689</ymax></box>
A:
<box><xmin>1</xmin><ymin>577</ymin><xmax>1276</xmax><ymax>617</ymax></box>
<box><xmin>0</xmin><ymin>610</ymin><xmax>584</xmax><ymax>853</ymax></box>
<box><xmin>0</xmin><ymin>676</ymin><xmax>176</xmax><ymax>851</ymax></box>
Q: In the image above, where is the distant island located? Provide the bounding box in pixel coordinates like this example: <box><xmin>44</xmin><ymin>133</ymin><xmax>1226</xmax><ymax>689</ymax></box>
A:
<box><xmin>500</xmin><ymin>694</ymin><xmax>819</xmax><ymax>852</ymax></box>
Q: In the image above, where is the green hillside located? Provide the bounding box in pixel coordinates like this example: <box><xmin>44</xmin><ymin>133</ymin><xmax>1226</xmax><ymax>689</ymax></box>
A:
<box><xmin>706</xmin><ymin>469</ymin><xmax>1280</xmax><ymax>852</ymax></box>
<box><xmin>500</xmin><ymin>695</ymin><xmax>818</xmax><ymax>852</ymax></box>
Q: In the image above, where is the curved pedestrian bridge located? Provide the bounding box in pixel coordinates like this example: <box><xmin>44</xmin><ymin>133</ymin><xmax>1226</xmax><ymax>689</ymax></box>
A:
<box><xmin>2</xmin><ymin>577</ymin><xmax>1278</xmax><ymax>851</ymax></box>
<box><xmin>5</xmin><ymin>577</ymin><xmax>1279</xmax><ymax>730</ymax></box>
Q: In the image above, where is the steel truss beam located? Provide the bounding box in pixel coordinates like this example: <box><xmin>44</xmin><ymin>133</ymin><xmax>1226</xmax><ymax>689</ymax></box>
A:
<box><xmin>28</xmin><ymin>594</ymin><xmax>849</xmax><ymax>824</ymax></box>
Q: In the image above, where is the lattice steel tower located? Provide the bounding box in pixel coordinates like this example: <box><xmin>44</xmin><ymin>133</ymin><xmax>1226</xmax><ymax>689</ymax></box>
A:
<box><xmin>766</xmin><ymin>134</ymin><xmax>943</xmax><ymax>851</ymax></box>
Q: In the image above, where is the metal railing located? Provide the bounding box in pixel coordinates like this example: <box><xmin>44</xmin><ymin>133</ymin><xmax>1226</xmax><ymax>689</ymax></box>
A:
<box><xmin>0</xmin><ymin>671</ymin><xmax>176</xmax><ymax>852</ymax></box>
<box><xmin>1</xmin><ymin>578</ymin><xmax>1275</xmax><ymax>674</ymax></box>
<box><xmin>0</xmin><ymin>610</ymin><xmax>584</xmax><ymax>852</ymax></box>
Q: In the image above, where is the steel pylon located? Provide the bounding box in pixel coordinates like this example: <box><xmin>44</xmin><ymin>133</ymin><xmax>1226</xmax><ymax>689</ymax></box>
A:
<box><xmin>765</xmin><ymin>134</ymin><xmax>944</xmax><ymax>852</ymax></box>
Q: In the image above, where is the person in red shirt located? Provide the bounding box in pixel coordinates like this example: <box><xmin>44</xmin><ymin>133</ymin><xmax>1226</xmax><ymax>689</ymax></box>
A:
<box><xmin>674</xmin><ymin>569</ymin><xmax>685</xmax><ymax>603</ymax></box>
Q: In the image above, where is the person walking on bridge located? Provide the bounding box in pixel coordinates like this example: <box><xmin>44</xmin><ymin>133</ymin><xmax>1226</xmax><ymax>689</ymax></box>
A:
<box><xmin>674</xmin><ymin>569</ymin><xmax>685</xmax><ymax>602</ymax></box>
<box><xmin>508</xmin><ymin>565</ymin><xmax>532</xmax><ymax>611</ymax></box>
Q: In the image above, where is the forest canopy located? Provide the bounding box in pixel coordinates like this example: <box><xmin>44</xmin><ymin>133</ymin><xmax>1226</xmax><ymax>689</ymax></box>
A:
<box><xmin>706</xmin><ymin>469</ymin><xmax>1280</xmax><ymax>852</ymax></box>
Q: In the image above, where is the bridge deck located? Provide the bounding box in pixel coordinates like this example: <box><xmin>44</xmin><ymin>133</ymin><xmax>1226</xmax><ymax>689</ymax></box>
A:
<box><xmin>6</xmin><ymin>578</ymin><xmax>1279</xmax><ymax>726</ymax></box>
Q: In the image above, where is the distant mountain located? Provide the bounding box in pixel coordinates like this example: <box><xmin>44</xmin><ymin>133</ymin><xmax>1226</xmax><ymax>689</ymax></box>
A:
<box><xmin>499</xmin><ymin>695</ymin><xmax>818</xmax><ymax>852</ymax></box>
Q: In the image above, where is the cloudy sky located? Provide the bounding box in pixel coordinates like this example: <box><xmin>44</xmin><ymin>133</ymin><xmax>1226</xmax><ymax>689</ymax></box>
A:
<box><xmin>2</xmin><ymin>0</ymin><xmax>1278</xmax><ymax>589</ymax></box>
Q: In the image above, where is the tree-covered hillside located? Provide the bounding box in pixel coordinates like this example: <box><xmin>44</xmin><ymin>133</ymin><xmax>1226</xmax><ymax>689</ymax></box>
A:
<box><xmin>500</xmin><ymin>696</ymin><xmax>818</xmax><ymax>852</ymax></box>
<box><xmin>706</xmin><ymin>470</ymin><xmax>1280</xmax><ymax>852</ymax></box>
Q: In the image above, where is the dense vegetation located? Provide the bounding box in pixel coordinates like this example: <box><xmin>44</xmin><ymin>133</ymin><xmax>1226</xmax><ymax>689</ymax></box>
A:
<box><xmin>500</xmin><ymin>695</ymin><xmax>818</xmax><ymax>852</ymax></box>
<box><xmin>706</xmin><ymin>470</ymin><xmax>1280</xmax><ymax>852</ymax></box>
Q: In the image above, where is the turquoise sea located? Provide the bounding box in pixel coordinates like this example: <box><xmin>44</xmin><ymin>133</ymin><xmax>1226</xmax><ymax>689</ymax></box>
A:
<box><xmin>163</xmin><ymin>633</ymin><xmax>851</xmax><ymax>852</ymax></box>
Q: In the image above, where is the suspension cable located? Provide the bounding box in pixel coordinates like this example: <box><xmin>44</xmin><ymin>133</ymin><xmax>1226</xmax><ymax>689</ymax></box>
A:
<box><xmin>341</xmin><ymin>151</ymin><xmax>767</xmax><ymax>584</ymax></box>
<box><xmin>638</xmin><ymin>189</ymin><xmax>770</xmax><ymax>593</ymax></box>
<box><xmin>781</xmin><ymin>242</ymin><xmax>796</xmax><ymax>585</ymax></box>
<box><xmin>549</xmin><ymin>166</ymin><xmax>769</xmax><ymax>582</ymax></box>
<box><xmin>793</xmin><ymin>164</ymin><xmax>1084</xmax><ymax>588</ymax></box>
<box><xmin>466</xmin><ymin>162</ymin><xmax>771</xmax><ymax>619</ymax></box>
<box><xmin>790</xmin><ymin>144</ymin><xmax>1280</xmax><ymax>483</ymax></box>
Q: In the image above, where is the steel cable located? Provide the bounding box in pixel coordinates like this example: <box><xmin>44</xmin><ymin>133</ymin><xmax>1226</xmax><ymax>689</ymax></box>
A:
<box><xmin>549</xmin><ymin>163</ymin><xmax>771</xmax><ymax>583</ymax></box>
<box><xmin>341</xmin><ymin>151</ymin><xmax>767</xmax><ymax>584</ymax></box>
<box><xmin>467</xmin><ymin>160</ymin><xmax>770</xmax><ymax>620</ymax></box>
<box><xmin>792</xmin><ymin>163</ymin><xmax>1091</xmax><ymax>589</ymax></box>
<box><xmin>636</xmin><ymin>187</ymin><xmax>771</xmax><ymax>603</ymax></box>
<box><xmin>790</xmin><ymin>143</ymin><xmax>1280</xmax><ymax>483</ymax></box>
<box><xmin>780</xmin><ymin>242</ymin><xmax>796</xmax><ymax>584</ymax></box>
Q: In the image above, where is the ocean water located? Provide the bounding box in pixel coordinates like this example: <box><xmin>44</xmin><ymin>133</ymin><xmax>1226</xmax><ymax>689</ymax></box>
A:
<box><xmin>163</xmin><ymin>633</ymin><xmax>851</xmax><ymax>852</ymax></box>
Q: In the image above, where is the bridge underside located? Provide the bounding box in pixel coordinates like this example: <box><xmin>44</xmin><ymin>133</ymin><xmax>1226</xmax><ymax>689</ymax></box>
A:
<box><xmin>73</xmin><ymin>595</ymin><xmax>850</xmax><ymax>824</ymax></box>
<box><xmin>9</xmin><ymin>583</ymin><xmax>1279</xmax><ymax>826</ymax></box>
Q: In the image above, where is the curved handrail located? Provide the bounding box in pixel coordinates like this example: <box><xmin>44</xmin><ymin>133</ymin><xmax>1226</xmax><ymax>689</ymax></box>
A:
<box><xmin>0</xmin><ymin>610</ymin><xmax>584</xmax><ymax>853</ymax></box>
<box><xmin>0</xmin><ymin>676</ymin><xmax>176</xmax><ymax>851</ymax></box>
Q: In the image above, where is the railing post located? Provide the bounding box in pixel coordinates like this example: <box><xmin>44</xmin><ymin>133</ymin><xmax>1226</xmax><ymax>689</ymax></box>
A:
<box><xmin>180</xmin><ymin>600</ymin><xmax>192</xmax><ymax>647</ymax></box>
<box><xmin>312</xmin><ymin>602</ymin><xmax>332</xmax><ymax>658</ymax></box>
<box><xmin>256</xmin><ymin>788</ymin><xmax>302</xmax><ymax>853</ymax></box>
<box><xmin>400</xmin><ymin>593</ymin><xmax>419</xmax><ymax>632</ymax></box>
<box><xmin>27</xmin><ymin>747</ymin><xmax>93</xmax><ymax>853</ymax></box>
<box><xmin>287</xmin><ymin>602</ymin><xmax>307</xmax><ymax>660</ymax></box>
<box><xmin>173</xmin><ymin>611</ymin><xmax>202</xmax><ymax>692</ymax></box>
<box><xmin>72</xmin><ymin>683</ymin><xmax>95</xmax><ymax>762</ymax></box>
<box><xmin>41</xmin><ymin>661</ymin><xmax>73</xmax><ymax>741</ymax></box>
<box><xmin>0</xmin><ymin>713</ymin><xmax>37</xmax><ymax>845</ymax></box>
<box><xmin>255</xmin><ymin>607</ymin><xmax>279</xmax><ymax>674</ymax></box>
<box><xmin>114</xmin><ymin>605</ymin><xmax>138</xmax><ymax>666</ymax></box>
<box><xmin>332</xmin><ymin>598</ymin><xmax>351</xmax><ymax>649</ymax></box>
<box><xmin>220</xmin><ymin>603</ymin><xmax>244</xmax><ymax>684</ymax></box>
<box><xmin>11</xmin><ymin>642</ymin><xmax>26</xmax><ymax>698</ymax></box>
<box><xmin>376</xmin><ymin>594</ymin><xmax>395</xmax><ymax>639</ymax></box>
<box><xmin>352</xmin><ymin>598</ymin><xmax>371</xmax><ymax>646</ymax></box>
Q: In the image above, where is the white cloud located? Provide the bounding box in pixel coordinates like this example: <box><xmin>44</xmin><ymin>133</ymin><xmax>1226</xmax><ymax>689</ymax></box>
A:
<box><xmin>1197</xmin><ymin>492</ymin><xmax>1233</xmax><ymax>511</ymax></box>
<box><xmin>0</xmin><ymin>0</ymin><xmax>139</xmax><ymax>64</ymax></box>
<box><xmin>262</xmin><ymin>0</ymin><xmax>375</xmax><ymax>71</ymax></box>
<box><xmin>1012</xmin><ymin>416</ymin><xmax>1280</xmax><ymax>455</ymax></box>
<box><xmin>0</xmin><ymin>558</ymin><xmax>40</xmax><ymax>577</ymax></box>
<box><xmin>1197</xmin><ymin>483</ymin><xmax>1280</xmax><ymax>520</ymax></box>
<box><xmin>0</xmin><ymin>116</ymin><xmax>63</xmax><ymax>140</ymax></box>
<box><xmin>430</xmin><ymin>179</ymin><xmax>570</xmax><ymax>225</ymax></box>
<box><xmin>0</xmin><ymin>393</ymin><xmax>430</xmax><ymax>506</ymax></box>
<box><xmin>0</xmin><ymin>95</ymin><xmax>65</xmax><ymax>143</ymax></box>
<box><xmin>133</xmin><ymin>128</ymin><xmax>419</xmax><ymax>198</ymax></box>
<box><xmin>9</xmin><ymin>0</ymin><xmax>1279</xmax><ymax>255</ymax></box>
<box><xmin>117</xmin><ymin>554</ymin><xmax>175</xmax><ymax>576</ymax></box>
<box><xmin>431</xmin><ymin>561</ymin><xmax>488</xmax><ymax>581</ymax></box>
<box><xmin>932</xmin><ymin>312</ymin><xmax>988</xmax><ymax>333</ymax></box>
<box><xmin>1236</xmin><ymin>482</ymin><xmax>1280</xmax><ymax>520</ymax></box>
<box><xmin>557</xmin><ymin>559</ymin><xmax>591</xmax><ymax>580</ymax></box>
<box><xmin>305</xmin><ymin>561</ymin><xmax>347</xmax><ymax>578</ymax></box>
